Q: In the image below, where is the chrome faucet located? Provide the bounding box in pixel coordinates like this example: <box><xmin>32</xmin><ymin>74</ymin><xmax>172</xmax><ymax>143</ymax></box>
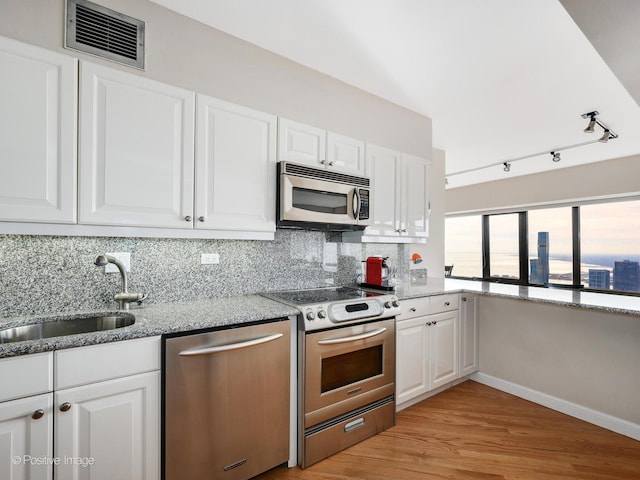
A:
<box><xmin>94</xmin><ymin>255</ymin><xmax>147</xmax><ymax>310</ymax></box>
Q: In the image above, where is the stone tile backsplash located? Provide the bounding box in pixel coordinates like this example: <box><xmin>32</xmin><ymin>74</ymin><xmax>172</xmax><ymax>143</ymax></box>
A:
<box><xmin>0</xmin><ymin>231</ymin><xmax>408</xmax><ymax>318</ymax></box>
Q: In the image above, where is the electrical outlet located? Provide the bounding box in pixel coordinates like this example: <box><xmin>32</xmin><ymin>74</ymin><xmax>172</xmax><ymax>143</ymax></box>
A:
<box><xmin>104</xmin><ymin>252</ymin><xmax>131</xmax><ymax>273</ymax></box>
<box><xmin>201</xmin><ymin>253</ymin><xmax>220</xmax><ymax>265</ymax></box>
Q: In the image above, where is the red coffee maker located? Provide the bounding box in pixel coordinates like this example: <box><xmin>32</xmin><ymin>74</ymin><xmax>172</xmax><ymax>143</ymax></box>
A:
<box><xmin>361</xmin><ymin>256</ymin><xmax>395</xmax><ymax>291</ymax></box>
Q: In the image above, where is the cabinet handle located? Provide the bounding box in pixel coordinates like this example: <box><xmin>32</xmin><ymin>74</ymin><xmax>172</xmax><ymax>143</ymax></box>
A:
<box><xmin>320</xmin><ymin>160</ymin><xmax>327</xmax><ymax>165</ymax></box>
<box><xmin>401</xmin><ymin>229</ymin><xmax>407</xmax><ymax>233</ymax></box>
<box><xmin>426</xmin><ymin>321</ymin><xmax>431</xmax><ymax>326</ymax></box>
<box><xmin>328</xmin><ymin>161</ymin><xmax>334</xmax><ymax>166</ymax></box>
<box><xmin>184</xmin><ymin>216</ymin><xmax>192</xmax><ymax>222</ymax></box>
<box><xmin>433</xmin><ymin>321</ymin><xmax>437</xmax><ymax>325</ymax></box>
<box><xmin>444</xmin><ymin>301</ymin><xmax>450</xmax><ymax>306</ymax></box>
<box><xmin>462</xmin><ymin>297</ymin><xmax>467</xmax><ymax>302</ymax></box>
<box><xmin>32</xmin><ymin>409</ymin><xmax>44</xmax><ymax>420</ymax></box>
<box><xmin>410</xmin><ymin>307</ymin><xmax>417</xmax><ymax>312</ymax></box>
<box><xmin>59</xmin><ymin>402</ymin><xmax>71</xmax><ymax>412</ymax></box>
<box><xmin>198</xmin><ymin>216</ymin><xmax>205</xmax><ymax>222</ymax></box>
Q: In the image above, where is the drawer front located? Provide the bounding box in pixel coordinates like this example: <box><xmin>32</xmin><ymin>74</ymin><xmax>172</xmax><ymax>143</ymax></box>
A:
<box><xmin>0</xmin><ymin>352</ymin><xmax>53</xmax><ymax>402</ymax></box>
<box><xmin>429</xmin><ymin>294</ymin><xmax>459</xmax><ymax>314</ymax></box>
<box><xmin>397</xmin><ymin>298</ymin><xmax>430</xmax><ymax>321</ymax></box>
<box><xmin>303</xmin><ymin>399</ymin><xmax>394</xmax><ymax>468</ymax></box>
<box><xmin>55</xmin><ymin>336</ymin><xmax>161</xmax><ymax>389</ymax></box>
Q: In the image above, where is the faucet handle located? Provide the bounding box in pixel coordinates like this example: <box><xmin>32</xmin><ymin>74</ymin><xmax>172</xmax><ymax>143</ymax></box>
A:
<box><xmin>114</xmin><ymin>292</ymin><xmax>148</xmax><ymax>307</ymax></box>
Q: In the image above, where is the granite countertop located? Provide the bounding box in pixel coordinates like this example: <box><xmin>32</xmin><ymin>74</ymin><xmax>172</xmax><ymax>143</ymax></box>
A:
<box><xmin>0</xmin><ymin>295</ymin><xmax>300</xmax><ymax>358</ymax></box>
<box><xmin>396</xmin><ymin>277</ymin><xmax>640</xmax><ymax>317</ymax></box>
<box><xmin>3</xmin><ymin>278</ymin><xmax>640</xmax><ymax>359</ymax></box>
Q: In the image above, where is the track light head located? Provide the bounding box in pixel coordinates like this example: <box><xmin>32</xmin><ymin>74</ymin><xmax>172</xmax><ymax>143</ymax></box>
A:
<box><xmin>551</xmin><ymin>151</ymin><xmax>561</xmax><ymax>162</ymax></box>
<box><xmin>503</xmin><ymin>162</ymin><xmax>511</xmax><ymax>172</ymax></box>
<box><xmin>584</xmin><ymin>115</ymin><xmax>597</xmax><ymax>133</ymax></box>
<box><xmin>599</xmin><ymin>129</ymin><xmax>611</xmax><ymax>143</ymax></box>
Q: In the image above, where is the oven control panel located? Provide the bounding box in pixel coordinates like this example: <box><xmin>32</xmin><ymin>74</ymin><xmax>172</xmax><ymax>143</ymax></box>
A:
<box><xmin>301</xmin><ymin>296</ymin><xmax>400</xmax><ymax>331</ymax></box>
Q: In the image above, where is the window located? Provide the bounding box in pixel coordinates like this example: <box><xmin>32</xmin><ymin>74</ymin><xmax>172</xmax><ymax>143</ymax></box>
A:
<box><xmin>487</xmin><ymin>213</ymin><xmax>520</xmax><ymax>281</ymax></box>
<box><xmin>527</xmin><ymin>207</ymin><xmax>573</xmax><ymax>286</ymax></box>
<box><xmin>444</xmin><ymin>197</ymin><xmax>640</xmax><ymax>295</ymax></box>
<box><xmin>581</xmin><ymin>200</ymin><xmax>640</xmax><ymax>293</ymax></box>
<box><xmin>444</xmin><ymin>215</ymin><xmax>482</xmax><ymax>278</ymax></box>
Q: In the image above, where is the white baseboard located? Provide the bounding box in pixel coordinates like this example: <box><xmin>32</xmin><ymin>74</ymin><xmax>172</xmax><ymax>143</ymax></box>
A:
<box><xmin>471</xmin><ymin>372</ymin><xmax>640</xmax><ymax>441</ymax></box>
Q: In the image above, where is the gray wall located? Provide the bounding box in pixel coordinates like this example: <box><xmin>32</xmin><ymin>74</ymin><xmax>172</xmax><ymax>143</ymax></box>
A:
<box><xmin>0</xmin><ymin>0</ymin><xmax>438</xmax><ymax>318</ymax></box>
<box><xmin>479</xmin><ymin>296</ymin><xmax>640</xmax><ymax>424</ymax></box>
<box><xmin>446</xmin><ymin>154</ymin><xmax>640</xmax><ymax>214</ymax></box>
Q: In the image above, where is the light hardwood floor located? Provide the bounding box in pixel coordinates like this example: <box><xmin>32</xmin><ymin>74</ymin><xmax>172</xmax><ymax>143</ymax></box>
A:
<box><xmin>256</xmin><ymin>380</ymin><xmax>640</xmax><ymax>479</ymax></box>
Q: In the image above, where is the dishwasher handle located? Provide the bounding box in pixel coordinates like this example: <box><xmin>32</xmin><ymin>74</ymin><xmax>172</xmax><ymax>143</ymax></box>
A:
<box><xmin>317</xmin><ymin>327</ymin><xmax>387</xmax><ymax>345</ymax></box>
<box><xmin>178</xmin><ymin>333</ymin><xmax>284</xmax><ymax>356</ymax></box>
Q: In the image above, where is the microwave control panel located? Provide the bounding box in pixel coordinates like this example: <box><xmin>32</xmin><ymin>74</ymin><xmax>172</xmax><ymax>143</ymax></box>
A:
<box><xmin>358</xmin><ymin>189</ymin><xmax>369</xmax><ymax>220</ymax></box>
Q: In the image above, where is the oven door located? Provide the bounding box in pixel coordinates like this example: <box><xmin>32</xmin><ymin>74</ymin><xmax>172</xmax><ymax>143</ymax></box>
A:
<box><xmin>304</xmin><ymin>318</ymin><xmax>395</xmax><ymax>428</ymax></box>
<box><xmin>281</xmin><ymin>174</ymin><xmax>359</xmax><ymax>225</ymax></box>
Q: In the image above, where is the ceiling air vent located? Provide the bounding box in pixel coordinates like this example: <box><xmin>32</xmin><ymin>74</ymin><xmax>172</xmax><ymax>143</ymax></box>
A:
<box><xmin>66</xmin><ymin>0</ymin><xmax>145</xmax><ymax>69</ymax></box>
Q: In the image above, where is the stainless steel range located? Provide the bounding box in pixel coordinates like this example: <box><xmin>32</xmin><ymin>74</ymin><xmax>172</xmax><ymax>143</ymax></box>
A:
<box><xmin>264</xmin><ymin>286</ymin><xmax>400</xmax><ymax>468</ymax></box>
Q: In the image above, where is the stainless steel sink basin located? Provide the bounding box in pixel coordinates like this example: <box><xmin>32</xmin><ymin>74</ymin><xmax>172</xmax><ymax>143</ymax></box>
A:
<box><xmin>0</xmin><ymin>313</ymin><xmax>135</xmax><ymax>344</ymax></box>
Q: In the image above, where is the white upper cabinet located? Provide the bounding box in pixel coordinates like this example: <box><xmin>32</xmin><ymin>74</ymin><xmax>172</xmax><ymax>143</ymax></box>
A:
<box><xmin>400</xmin><ymin>153</ymin><xmax>430</xmax><ymax>239</ymax></box>
<box><xmin>278</xmin><ymin>118</ymin><xmax>364</xmax><ymax>175</ymax></box>
<box><xmin>326</xmin><ymin>132</ymin><xmax>365</xmax><ymax>174</ymax></box>
<box><xmin>78</xmin><ymin>61</ymin><xmax>195</xmax><ymax>228</ymax></box>
<box><xmin>0</xmin><ymin>37</ymin><xmax>77</xmax><ymax>224</ymax></box>
<box><xmin>365</xmin><ymin>144</ymin><xmax>402</xmax><ymax>237</ymax></box>
<box><xmin>195</xmin><ymin>95</ymin><xmax>276</xmax><ymax>233</ymax></box>
<box><xmin>278</xmin><ymin>118</ymin><xmax>326</xmax><ymax>167</ymax></box>
<box><xmin>351</xmin><ymin>143</ymin><xmax>430</xmax><ymax>243</ymax></box>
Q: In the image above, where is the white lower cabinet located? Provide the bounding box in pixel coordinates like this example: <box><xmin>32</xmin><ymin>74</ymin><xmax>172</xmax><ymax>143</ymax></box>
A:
<box><xmin>54</xmin><ymin>372</ymin><xmax>160</xmax><ymax>480</ymax></box>
<box><xmin>459</xmin><ymin>294</ymin><xmax>479</xmax><ymax>377</ymax></box>
<box><xmin>0</xmin><ymin>393</ymin><xmax>53</xmax><ymax>480</ymax></box>
<box><xmin>396</xmin><ymin>295</ymin><xmax>460</xmax><ymax>409</ymax></box>
<box><xmin>0</xmin><ymin>337</ymin><xmax>160</xmax><ymax>480</ymax></box>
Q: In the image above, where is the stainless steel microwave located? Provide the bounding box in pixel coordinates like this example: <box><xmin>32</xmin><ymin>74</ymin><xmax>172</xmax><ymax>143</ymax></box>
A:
<box><xmin>277</xmin><ymin>162</ymin><xmax>371</xmax><ymax>230</ymax></box>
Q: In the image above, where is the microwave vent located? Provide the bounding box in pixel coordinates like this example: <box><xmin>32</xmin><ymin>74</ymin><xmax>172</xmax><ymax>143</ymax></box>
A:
<box><xmin>283</xmin><ymin>162</ymin><xmax>370</xmax><ymax>187</ymax></box>
<box><xmin>65</xmin><ymin>0</ymin><xmax>145</xmax><ymax>69</ymax></box>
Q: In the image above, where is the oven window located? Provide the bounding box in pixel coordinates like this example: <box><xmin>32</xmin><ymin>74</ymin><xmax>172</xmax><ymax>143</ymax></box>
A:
<box><xmin>292</xmin><ymin>187</ymin><xmax>348</xmax><ymax>214</ymax></box>
<box><xmin>321</xmin><ymin>345</ymin><xmax>383</xmax><ymax>393</ymax></box>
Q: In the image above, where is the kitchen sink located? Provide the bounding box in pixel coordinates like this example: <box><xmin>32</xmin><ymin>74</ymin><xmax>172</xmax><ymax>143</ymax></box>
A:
<box><xmin>0</xmin><ymin>313</ymin><xmax>135</xmax><ymax>344</ymax></box>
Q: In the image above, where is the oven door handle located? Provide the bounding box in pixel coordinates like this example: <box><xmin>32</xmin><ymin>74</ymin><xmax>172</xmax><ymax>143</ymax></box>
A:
<box><xmin>178</xmin><ymin>333</ymin><xmax>284</xmax><ymax>356</ymax></box>
<box><xmin>317</xmin><ymin>327</ymin><xmax>387</xmax><ymax>345</ymax></box>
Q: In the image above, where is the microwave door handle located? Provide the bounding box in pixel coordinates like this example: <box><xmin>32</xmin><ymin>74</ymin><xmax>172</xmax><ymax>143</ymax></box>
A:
<box><xmin>352</xmin><ymin>189</ymin><xmax>360</xmax><ymax>219</ymax></box>
<box><xmin>317</xmin><ymin>327</ymin><xmax>387</xmax><ymax>345</ymax></box>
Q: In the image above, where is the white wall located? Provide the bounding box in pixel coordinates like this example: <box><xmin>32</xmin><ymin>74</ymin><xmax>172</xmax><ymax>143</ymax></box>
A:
<box><xmin>445</xmin><ymin>154</ymin><xmax>640</xmax><ymax>214</ymax></box>
<box><xmin>478</xmin><ymin>296</ymin><xmax>640</xmax><ymax>425</ymax></box>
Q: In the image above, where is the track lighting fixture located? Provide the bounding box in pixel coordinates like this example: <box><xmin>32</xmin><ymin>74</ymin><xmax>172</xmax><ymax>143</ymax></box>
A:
<box><xmin>583</xmin><ymin>111</ymin><xmax>598</xmax><ymax>133</ymax></box>
<box><xmin>445</xmin><ymin>111</ymin><xmax>620</xmax><ymax>184</ymax></box>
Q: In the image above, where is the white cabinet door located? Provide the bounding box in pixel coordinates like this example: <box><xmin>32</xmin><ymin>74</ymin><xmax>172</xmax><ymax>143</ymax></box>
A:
<box><xmin>365</xmin><ymin>144</ymin><xmax>401</xmax><ymax>236</ymax></box>
<box><xmin>400</xmin><ymin>154</ymin><xmax>430</xmax><ymax>238</ymax></box>
<box><xmin>0</xmin><ymin>393</ymin><xmax>53</xmax><ymax>480</ymax></box>
<box><xmin>459</xmin><ymin>295</ymin><xmax>479</xmax><ymax>377</ymax></box>
<box><xmin>0</xmin><ymin>37</ymin><xmax>77</xmax><ymax>224</ymax></box>
<box><xmin>79</xmin><ymin>62</ymin><xmax>195</xmax><ymax>228</ymax></box>
<box><xmin>277</xmin><ymin>118</ymin><xmax>326</xmax><ymax>168</ymax></box>
<box><xmin>396</xmin><ymin>317</ymin><xmax>429</xmax><ymax>405</ymax></box>
<box><xmin>326</xmin><ymin>132</ymin><xmax>365</xmax><ymax>175</ymax></box>
<box><xmin>429</xmin><ymin>310</ymin><xmax>459</xmax><ymax>390</ymax></box>
<box><xmin>55</xmin><ymin>371</ymin><xmax>160</xmax><ymax>480</ymax></box>
<box><xmin>195</xmin><ymin>95</ymin><xmax>276</xmax><ymax>233</ymax></box>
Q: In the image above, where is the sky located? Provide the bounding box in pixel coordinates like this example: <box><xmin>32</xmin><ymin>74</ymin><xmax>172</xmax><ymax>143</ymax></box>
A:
<box><xmin>445</xmin><ymin>198</ymin><xmax>640</xmax><ymax>256</ymax></box>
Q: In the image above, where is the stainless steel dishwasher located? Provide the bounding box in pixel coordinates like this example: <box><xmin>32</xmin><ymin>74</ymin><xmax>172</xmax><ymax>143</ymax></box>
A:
<box><xmin>163</xmin><ymin>320</ymin><xmax>290</xmax><ymax>480</ymax></box>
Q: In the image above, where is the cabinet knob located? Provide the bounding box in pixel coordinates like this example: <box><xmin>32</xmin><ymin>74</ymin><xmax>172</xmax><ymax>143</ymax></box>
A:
<box><xmin>410</xmin><ymin>307</ymin><xmax>416</xmax><ymax>312</ymax></box>
<box><xmin>444</xmin><ymin>301</ymin><xmax>450</xmax><ymax>306</ymax></box>
<box><xmin>198</xmin><ymin>216</ymin><xmax>205</xmax><ymax>222</ymax></box>
<box><xmin>328</xmin><ymin>161</ymin><xmax>334</xmax><ymax>166</ymax></box>
<box><xmin>320</xmin><ymin>160</ymin><xmax>326</xmax><ymax>165</ymax></box>
<box><xmin>59</xmin><ymin>402</ymin><xmax>72</xmax><ymax>412</ymax></box>
<box><xmin>32</xmin><ymin>409</ymin><xmax>44</xmax><ymax>420</ymax></box>
<box><xmin>462</xmin><ymin>297</ymin><xmax>467</xmax><ymax>302</ymax></box>
<box><xmin>401</xmin><ymin>229</ymin><xmax>407</xmax><ymax>233</ymax></box>
<box><xmin>184</xmin><ymin>216</ymin><xmax>192</xmax><ymax>222</ymax></box>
